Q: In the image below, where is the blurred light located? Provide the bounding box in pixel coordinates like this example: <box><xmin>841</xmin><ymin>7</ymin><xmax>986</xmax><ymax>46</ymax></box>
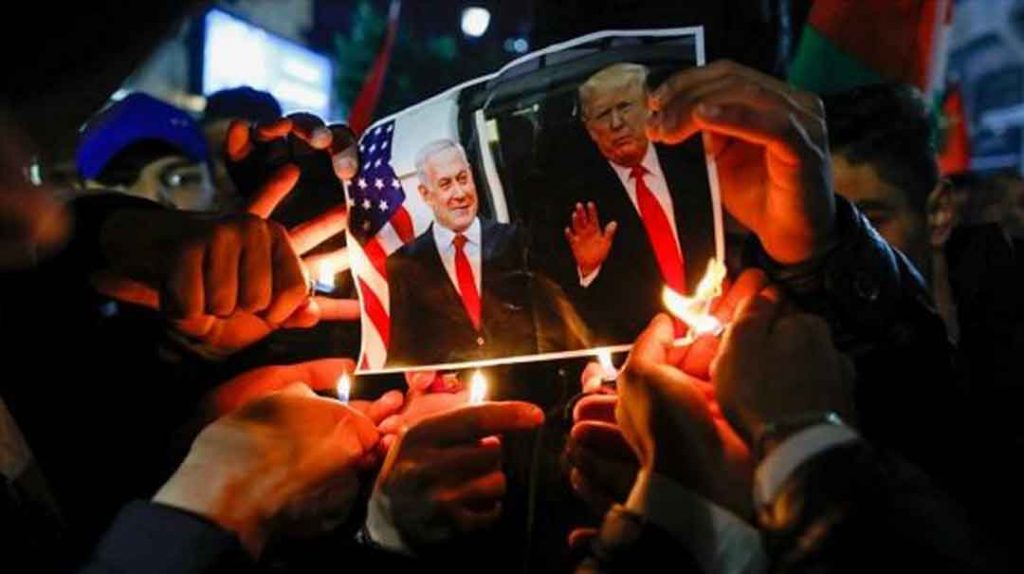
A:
<box><xmin>461</xmin><ymin>7</ymin><xmax>491</xmax><ymax>38</ymax></box>
<box><xmin>503</xmin><ymin>37</ymin><xmax>529</xmax><ymax>54</ymax></box>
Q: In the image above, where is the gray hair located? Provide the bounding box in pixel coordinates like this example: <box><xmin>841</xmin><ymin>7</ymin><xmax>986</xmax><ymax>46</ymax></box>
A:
<box><xmin>578</xmin><ymin>63</ymin><xmax>649</xmax><ymax>120</ymax></box>
<box><xmin>415</xmin><ymin>138</ymin><xmax>469</xmax><ymax>188</ymax></box>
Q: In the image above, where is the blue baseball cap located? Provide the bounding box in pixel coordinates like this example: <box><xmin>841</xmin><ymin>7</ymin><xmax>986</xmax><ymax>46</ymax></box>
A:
<box><xmin>77</xmin><ymin>92</ymin><xmax>209</xmax><ymax>180</ymax></box>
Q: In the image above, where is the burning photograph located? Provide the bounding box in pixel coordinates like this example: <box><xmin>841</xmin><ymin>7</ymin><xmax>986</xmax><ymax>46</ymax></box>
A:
<box><xmin>347</xmin><ymin>28</ymin><xmax>724</xmax><ymax>372</ymax></box>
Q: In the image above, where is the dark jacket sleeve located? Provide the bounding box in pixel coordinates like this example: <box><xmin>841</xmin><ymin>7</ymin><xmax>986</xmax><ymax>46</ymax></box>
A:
<box><xmin>743</xmin><ymin>196</ymin><xmax>969</xmax><ymax>498</ymax></box>
<box><xmin>576</xmin><ymin>506</ymin><xmax>704</xmax><ymax>574</ymax></box>
<box><xmin>79</xmin><ymin>501</ymin><xmax>253</xmax><ymax>574</ymax></box>
<box><xmin>761</xmin><ymin>443</ymin><xmax>977</xmax><ymax>574</ymax></box>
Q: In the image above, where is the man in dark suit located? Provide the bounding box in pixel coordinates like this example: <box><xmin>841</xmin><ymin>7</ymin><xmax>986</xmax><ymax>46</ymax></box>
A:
<box><xmin>386</xmin><ymin>139</ymin><xmax>587</xmax><ymax>367</ymax></box>
<box><xmin>560</xmin><ymin>62</ymin><xmax>717</xmax><ymax>344</ymax></box>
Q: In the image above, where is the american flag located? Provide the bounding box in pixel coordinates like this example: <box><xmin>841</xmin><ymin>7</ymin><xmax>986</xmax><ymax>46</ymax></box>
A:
<box><xmin>347</xmin><ymin>120</ymin><xmax>415</xmax><ymax>369</ymax></box>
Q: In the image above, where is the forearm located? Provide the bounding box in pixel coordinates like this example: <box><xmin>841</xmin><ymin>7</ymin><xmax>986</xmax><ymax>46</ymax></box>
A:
<box><xmin>743</xmin><ymin>195</ymin><xmax>944</xmax><ymax>353</ymax></box>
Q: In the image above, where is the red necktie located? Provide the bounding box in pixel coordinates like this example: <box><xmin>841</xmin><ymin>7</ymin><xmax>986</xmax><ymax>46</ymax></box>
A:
<box><xmin>452</xmin><ymin>233</ymin><xmax>482</xmax><ymax>331</ymax></box>
<box><xmin>630</xmin><ymin>165</ymin><xmax>686</xmax><ymax>293</ymax></box>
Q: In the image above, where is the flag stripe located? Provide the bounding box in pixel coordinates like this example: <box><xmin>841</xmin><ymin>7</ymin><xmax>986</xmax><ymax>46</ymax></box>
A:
<box><xmin>391</xmin><ymin>206</ymin><xmax>415</xmax><ymax>243</ymax></box>
<box><xmin>375</xmin><ymin>221</ymin><xmax>406</xmax><ymax>257</ymax></box>
<box><xmin>358</xmin><ymin>276</ymin><xmax>390</xmax><ymax>348</ymax></box>
<box><xmin>363</xmin><ymin>236</ymin><xmax>389</xmax><ymax>279</ymax></box>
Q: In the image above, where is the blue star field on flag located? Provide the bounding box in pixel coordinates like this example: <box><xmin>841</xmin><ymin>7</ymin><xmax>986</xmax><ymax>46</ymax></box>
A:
<box><xmin>348</xmin><ymin>120</ymin><xmax>404</xmax><ymax>243</ymax></box>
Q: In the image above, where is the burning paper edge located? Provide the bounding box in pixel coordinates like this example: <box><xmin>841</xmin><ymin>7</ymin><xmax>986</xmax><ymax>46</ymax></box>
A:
<box><xmin>662</xmin><ymin>258</ymin><xmax>727</xmax><ymax>345</ymax></box>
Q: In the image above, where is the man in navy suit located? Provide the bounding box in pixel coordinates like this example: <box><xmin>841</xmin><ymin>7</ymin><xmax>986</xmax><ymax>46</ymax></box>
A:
<box><xmin>385</xmin><ymin>139</ymin><xmax>587</xmax><ymax>367</ymax></box>
<box><xmin>560</xmin><ymin>63</ymin><xmax>717</xmax><ymax>344</ymax></box>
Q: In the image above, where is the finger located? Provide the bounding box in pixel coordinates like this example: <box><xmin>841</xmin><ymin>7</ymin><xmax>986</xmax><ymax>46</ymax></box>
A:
<box><xmin>209</xmin><ymin>359</ymin><xmax>354</xmax><ymax>414</ymax></box>
<box><xmin>172</xmin><ymin>315</ymin><xmax>217</xmax><ymax>340</ymax></box>
<box><xmin>564</xmin><ymin>226</ymin><xmax>577</xmax><ymax>244</ymax></box>
<box><xmin>722</xmin><ymin>292</ymin><xmax>781</xmax><ymax>352</ymax></box>
<box><xmin>586</xmin><ymin>202</ymin><xmax>599</xmax><ymax>227</ymax></box>
<box><xmin>405</xmin><ymin>371</ymin><xmax>441</xmax><ymax>393</ymax></box>
<box><xmin>281</xmin><ymin>298</ymin><xmax>320</xmax><ymax>329</ymax></box>
<box><xmin>419</xmin><ymin>441</ymin><xmax>503</xmax><ymax>485</ymax></box>
<box><xmin>570</xmin><ymin>450</ymin><xmax>635</xmax><ymax>503</ymax></box>
<box><xmin>289</xmin><ymin>205</ymin><xmax>348</xmax><ymax>255</ymax></box>
<box><xmin>225</xmin><ymin>120</ymin><xmax>254</xmax><ymax>162</ymax></box>
<box><xmin>570</xmin><ymin>421</ymin><xmax>635</xmax><ymax>462</ymax></box>
<box><xmin>679</xmin><ymin>334</ymin><xmax>719</xmax><ymax>380</ymax></box>
<box><xmin>329</xmin><ymin>124</ymin><xmax>359</xmax><ymax>180</ymax></box>
<box><xmin>350</xmin><ymin>390</ymin><xmax>405</xmax><ymax>425</ymax></box>
<box><xmin>628</xmin><ymin>313</ymin><xmax>676</xmax><ymax>365</ymax></box>
<box><xmin>204</xmin><ymin>226</ymin><xmax>240</xmax><ymax>317</ymax></box>
<box><xmin>569</xmin><ymin>468</ymin><xmax>616</xmax><ymax>515</ymax></box>
<box><xmin>246</xmin><ymin>164</ymin><xmax>300</xmax><ymax>219</ymax></box>
<box><xmin>280</xmin><ymin>358</ymin><xmax>358</xmax><ymax>394</ymax></box>
<box><xmin>572</xmin><ymin>394</ymin><xmax>617</xmax><ymax>424</ymax></box>
<box><xmin>692</xmin><ymin>98</ymin><xmax>813</xmax><ymax>165</ymax></box>
<box><xmin>91</xmin><ymin>271</ymin><xmax>159</xmax><ymax>309</ymax></box>
<box><xmin>571</xmin><ymin>203</ymin><xmax>584</xmax><ymax>232</ymax></box>
<box><xmin>254</xmin><ymin>118</ymin><xmax>294</xmax><ymax>142</ymax></box>
<box><xmin>651</xmin><ymin>80</ymin><xmax>818</xmax><ymax>159</ymax></box>
<box><xmin>288</xmin><ymin>112</ymin><xmax>332</xmax><ymax>150</ymax></box>
<box><xmin>603</xmin><ymin>220</ymin><xmax>618</xmax><ymax>240</ymax></box>
<box><xmin>648</xmin><ymin>73</ymin><xmax>766</xmax><ymax>143</ymax></box>
<box><xmin>309</xmin><ymin>296</ymin><xmax>360</xmax><ymax>321</ymax></box>
<box><xmin>165</xmin><ymin>241</ymin><xmax>205</xmax><ymax>319</ymax></box>
<box><xmin>277</xmin><ymin>381</ymin><xmax>316</xmax><ymax>397</ymax></box>
<box><xmin>580</xmin><ymin>362</ymin><xmax>607</xmax><ymax>394</ymax></box>
<box><xmin>711</xmin><ymin>268</ymin><xmax>769</xmax><ymax>323</ymax></box>
<box><xmin>237</xmin><ymin>218</ymin><xmax>273</xmax><ymax>313</ymax></box>
<box><xmin>451</xmin><ymin>500</ymin><xmax>503</xmax><ymax>533</ymax></box>
<box><xmin>649</xmin><ymin>60</ymin><xmax>794</xmax><ymax>111</ymax></box>
<box><xmin>331</xmin><ymin>403</ymin><xmax>381</xmax><ymax>451</ymax></box>
<box><xmin>567</xmin><ymin>527</ymin><xmax>598</xmax><ymax>552</ymax></box>
<box><xmin>405</xmin><ymin>402</ymin><xmax>544</xmax><ymax>447</ymax></box>
<box><xmin>264</xmin><ymin>224</ymin><xmax>309</xmax><ymax>326</ymax></box>
<box><xmin>441</xmin><ymin>470</ymin><xmax>507</xmax><ymax>506</ymax></box>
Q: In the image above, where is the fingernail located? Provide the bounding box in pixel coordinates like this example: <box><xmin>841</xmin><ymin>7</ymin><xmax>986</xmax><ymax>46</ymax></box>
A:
<box><xmin>333</xmin><ymin>156</ymin><xmax>358</xmax><ymax>179</ymax></box>
<box><xmin>311</xmin><ymin>127</ymin><xmax>332</xmax><ymax>149</ymax></box>
<box><xmin>525</xmin><ymin>405</ymin><xmax>545</xmax><ymax>424</ymax></box>
<box><xmin>697</xmin><ymin>103</ymin><xmax>721</xmax><ymax>118</ymax></box>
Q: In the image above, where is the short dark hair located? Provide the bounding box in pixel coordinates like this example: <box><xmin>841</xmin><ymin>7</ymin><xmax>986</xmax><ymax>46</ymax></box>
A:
<box><xmin>823</xmin><ymin>84</ymin><xmax>938</xmax><ymax>214</ymax></box>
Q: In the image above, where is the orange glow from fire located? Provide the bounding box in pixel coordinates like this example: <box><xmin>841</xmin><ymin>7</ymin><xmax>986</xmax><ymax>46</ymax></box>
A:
<box><xmin>662</xmin><ymin>258</ymin><xmax>726</xmax><ymax>341</ymax></box>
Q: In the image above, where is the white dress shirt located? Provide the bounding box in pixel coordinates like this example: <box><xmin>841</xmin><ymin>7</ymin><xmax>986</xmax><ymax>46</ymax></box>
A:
<box><xmin>580</xmin><ymin>144</ymin><xmax>683</xmax><ymax>286</ymax></box>
<box><xmin>621</xmin><ymin>422</ymin><xmax>863</xmax><ymax>574</ymax></box>
<box><xmin>431</xmin><ymin>217</ymin><xmax>482</xmax><ymax>295</ymax></box>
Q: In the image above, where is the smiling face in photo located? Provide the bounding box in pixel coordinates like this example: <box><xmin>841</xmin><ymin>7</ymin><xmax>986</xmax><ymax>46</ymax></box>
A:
<box><xmin>418</xmin><ymin>145</ymin><xmax>479</xmax><ymax>233</ymax></box>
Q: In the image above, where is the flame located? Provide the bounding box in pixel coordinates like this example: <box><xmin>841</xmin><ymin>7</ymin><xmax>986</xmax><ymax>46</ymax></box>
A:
<box><xmin>596</xmin><ymin>349</ymin><xmax>617</xmax><ymax>381</ymax></box>
<box><xmin>662</xmin><ymin>258</ymin><xmax>726</xmax><ymax>336</ymax></box>
<box><xmin>469</xmin><ymin>370</ymin><xmax>488</xmax><ymax>404</ymax></box>
<box><xmin>318</xmin><ymin>260</ymin><xmax>337</xmax><ymax>290</ymax></box>
<box><xmin>337</xmin><ymin>372</ymin><xmax>351</xmax><ymax>403</ymax></box>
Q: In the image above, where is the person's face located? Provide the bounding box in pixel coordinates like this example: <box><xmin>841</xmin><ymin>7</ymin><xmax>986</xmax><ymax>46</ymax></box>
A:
<box><xmin>582</xmin><ymin>76</ymin><xmax>650</xmax><ymax>168</ymax></box>
<box><xmin>419</xmin><ymin>147</ymin><xmax>478</xmax><ymax>233</ymax></box>
<box><xmin>131</xmin><ymin>155</ymin><xmax>216</xmax><ymax>211</ymax></box>
<box><xmin>832</xmin><ymin>155</ymin><xmax>928</xmax><ymax>267</ymax></box>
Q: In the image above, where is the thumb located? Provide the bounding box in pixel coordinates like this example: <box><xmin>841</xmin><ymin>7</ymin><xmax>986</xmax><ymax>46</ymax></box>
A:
<box><xmin>91</xmin><ymin>270</ymin><xmax>160</xmax><ymax>309</ymax></box>
<box><xmin>603</xmin><ymin>221</ymin><xmax>618</xmax><ymax>240</ymax></box>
